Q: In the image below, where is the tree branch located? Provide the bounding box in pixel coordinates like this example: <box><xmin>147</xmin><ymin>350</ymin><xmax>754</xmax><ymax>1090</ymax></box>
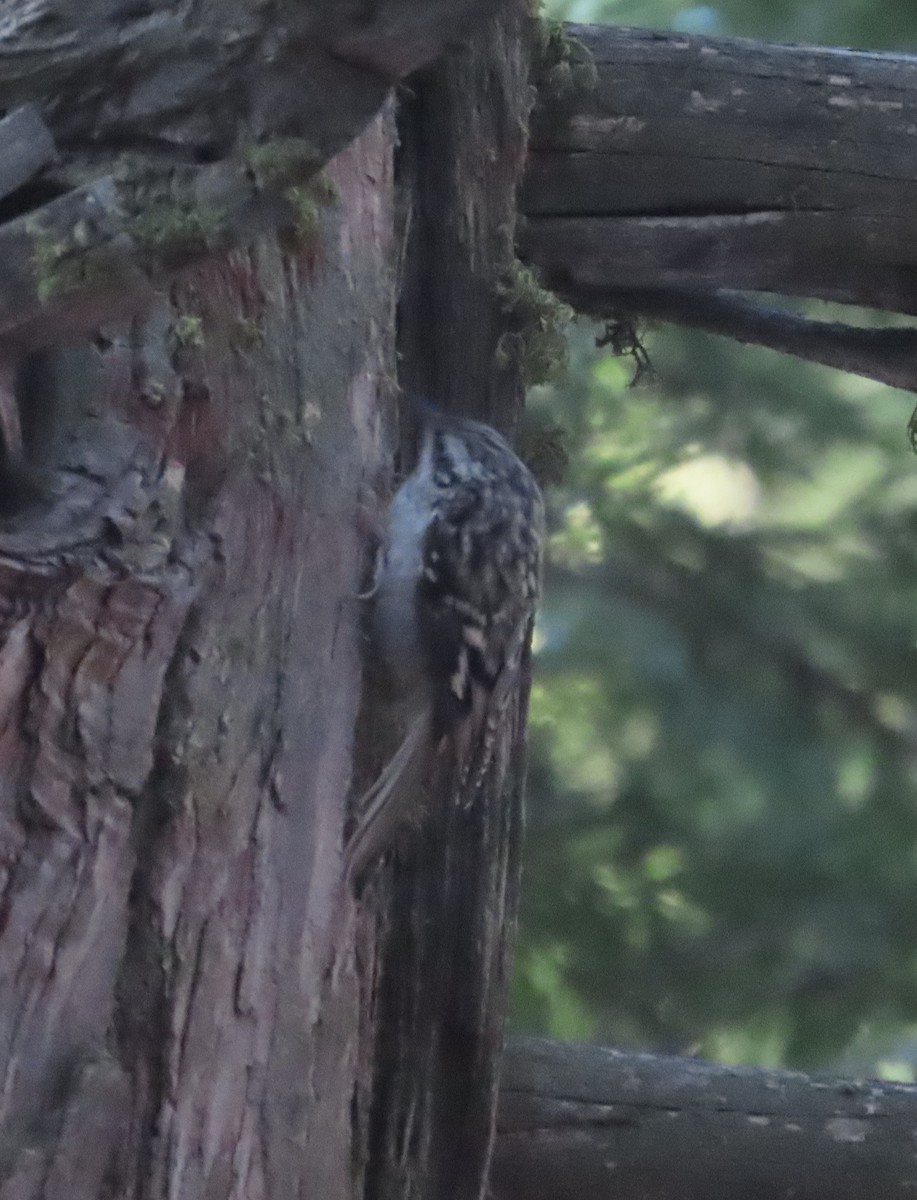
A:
<box><xmin>578</xmin><ymin>286</ymin><xmax>917</xmax><ymax>391</ymax></box>
<box><xmin>0</xmin><ymin>0</ymin><xmax>502</xmax><ymax>169</ymax></box>
<box><xmin>491</xmin><ymin>1036</ymin><xmax>917</xmax><ymax>1200</ymax></box>
<box><xmin>522</xmin><ymin>25</ymin><xmax>917</xmax><ymax>315</ymax></box>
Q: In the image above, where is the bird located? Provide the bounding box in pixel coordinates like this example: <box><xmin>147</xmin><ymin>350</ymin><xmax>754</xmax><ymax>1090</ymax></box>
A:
<box><xmin>343</xmin><ymin>405</ymin><xmax>544</xmax><ymax>888</ymax></box>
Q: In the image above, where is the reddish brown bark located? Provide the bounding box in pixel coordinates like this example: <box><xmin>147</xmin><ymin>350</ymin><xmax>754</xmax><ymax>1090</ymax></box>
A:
<box><xmin>0</xmin><ymin>114</ymin><xmax>393</xmax><ymax>1200</ymax></box>
<box><xmin>0</xmin><ymin>4</ymin><xmax>537</xmax><ymax>1196</ymax></box>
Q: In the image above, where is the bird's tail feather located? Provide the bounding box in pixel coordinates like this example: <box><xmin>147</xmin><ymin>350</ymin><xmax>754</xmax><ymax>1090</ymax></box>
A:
<box><xmin>343</xmin><ymin>708</ymin><xmax>433</xmax><ymax>890</ymax></box>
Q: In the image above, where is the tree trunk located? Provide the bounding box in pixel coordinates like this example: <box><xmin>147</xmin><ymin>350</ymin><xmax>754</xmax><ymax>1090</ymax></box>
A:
<box><xmin>491</xmin><ymin>1037</ymin><xmax>917</xmax><ymax>1200</ymax></box>
<box><xmin>0</xmin><ymin>2</ymin><xmax>536</xmax><ymax>1198</ymax></box>
<box><xmin>0</xmin><ymin>112</ymin><xmax>394</xmax><ymax>1200</ymax></box>
<box><xmin>12</xmin><ymin>7</ymin><xmax>917</xmax><ymax>1200</ymax></box>
<box><xmin>356</xmin><ymin>7</ymin><xmax>535</xmax><ymax>1199</ymax></box>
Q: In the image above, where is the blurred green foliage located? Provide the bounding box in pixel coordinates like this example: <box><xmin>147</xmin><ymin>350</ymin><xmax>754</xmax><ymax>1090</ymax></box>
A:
<box><xmin>545</xmin><ymin>0</ymin><xmax>917</xmax><ymax>48</ymax></box>
<box><xmin>513</xmin><ymin>0</ymin><xmax>917</xmax><ymax>1075</ymax></box>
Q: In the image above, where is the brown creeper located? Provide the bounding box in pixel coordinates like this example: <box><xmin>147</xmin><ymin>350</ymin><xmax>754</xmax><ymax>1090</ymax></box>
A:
<box><xmin>344</xmin><ymin>408</ymin><xmax>544</xmax><ymax>885</ymax></box>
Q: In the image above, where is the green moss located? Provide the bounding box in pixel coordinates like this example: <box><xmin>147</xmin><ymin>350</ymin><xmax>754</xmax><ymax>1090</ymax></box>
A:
<box><xmin>244</xmin><ymin>140</ymin><xmax>338</xmax><ymax>251</ymax></box>
<box><xmin>32</xmin><ymin>230</ymin><xmax>78</xmax><ymax>303</ymax></box>
<box><xmin>284</xmin><ymin>187</ymin><xmax>322</xmax><ymax>241</ymax></box>
<box><xmin>30</xmin><ymin>221</ymin><xmax>124</xmax><ymax>304</ymax></box>
<box><xmin>496</xmin><ymin>261</ymin><xmax>573</xmax><ymax>386</ymax></box>
<box><xmin>532</xmin><ymin>17</ymin><xmax>597</xmax><ymax>98</ymax></box>
<box><xmin>243</xmin><ymin>137</ymin><xmax>323</xmax><ymax>189</ymax></box>
<box><xmin>231</xmin><ymin>317</ymin><xmax>265</xmax><ymax>352</ymax></box>
<box><xmin>131</xmin><ymin>201</ymin><xmax>228</xmax><ymax>261</ymax></box>
<box><xmin>281</xmin><ymin>172</ymin><xmax>339</xmax><ymax>249</ymax></box>
<box><xmin>171</xmin><ymin>314</ymin><xmax>205</xmax><ymax>351</ymax></box>
<box><xmin>307</xmin><ymin>171</ymin><xmax>339</xmax><ymax>207</ymax></box>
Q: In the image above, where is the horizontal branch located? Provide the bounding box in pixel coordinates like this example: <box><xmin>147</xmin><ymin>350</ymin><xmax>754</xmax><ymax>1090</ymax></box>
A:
<box><xmin>522</xmin><ymin>211</ymin><xmax>917</xmax><ymax>315</ymax></box>
<box><xmin>522</xmin><ymin>26</ymin><xmax>917</xmax><ymax>314</ymax></box>
<box><xmin>578</xmin><ymin>286</ymin><xmax>917</xmax><ymax>391</ymax></box>
<box><xmin>492</xmin><ymin>1037</ymin><xmax>917</xmax><ymax>1200</ymax></box>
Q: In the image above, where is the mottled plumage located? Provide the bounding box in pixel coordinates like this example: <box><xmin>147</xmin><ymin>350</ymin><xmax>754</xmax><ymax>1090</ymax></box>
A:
<box><xmin>416</xmin><ymin>417</ymin><xmax>543</xmax><ymax>731</ymax></box>
<box><xmin>344</xmin><ymin>409</ymin><xmax>544</xmax><ymax>885</ymax></box>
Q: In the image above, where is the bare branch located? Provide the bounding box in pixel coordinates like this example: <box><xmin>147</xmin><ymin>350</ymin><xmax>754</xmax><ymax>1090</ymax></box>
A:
<box><xmin>579</xmin><ymin>287</ymin><xmax>917</xmax><ymax>392</ymax></box>
<box><xmin>492</xmin><ymin>1037</ymin><xmax>917</xmax><ymax>1200</ymax></box>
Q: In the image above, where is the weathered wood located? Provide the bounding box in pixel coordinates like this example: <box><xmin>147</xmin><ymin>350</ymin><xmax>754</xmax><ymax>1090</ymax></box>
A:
<box><xmin>521</xmin><ymin>25</ymin><xmax>917</xmax><ymax>314</ymax></box>
<box><xmin>0</xmin><ymin>0</ymin><xmax>511</xmax><ymax>348</ymax></box>
<box><xmin>10</xmin><ymin>17</ymin><xmax>917</xmax><ymax>348</ymax></box>
<box><xmin>0</xmin><ymin>0</ymin><xmax>502</xmax><ymax>171</ymax></box>
<box><xmin>491</xmin><ymin>1036</ymin><xmax>917</xmax><ymax>1200</ymax></box>
<box><xmin>525</xmin><ymin>211</ymin><xmax>917</xmax><ymax>313</ymax></box>
<box><xmin>354</xmin><ymin>7</ymin><xmax>536</xmax><ymax>1200</ymax></box>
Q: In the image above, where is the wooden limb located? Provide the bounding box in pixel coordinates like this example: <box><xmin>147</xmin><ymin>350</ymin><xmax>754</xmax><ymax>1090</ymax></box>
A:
<box><xmin>521</xmin><ymin>211</ymin><xmax>917</xmax><ymax>315</ymax></box>
<box><xmin>491</xmin><ymin>1036</ymin><xmax>917</xmax><ymax>1200</ymax></box>
<box><xmin>522</xmin><ymin>25</ymin><xmax>917</xmax><ymax>315</ymax></box>
<box><xmin>580</xmin><ymin>287</ymin><xmax>917</xmax><ymax>391</ymax></box>
<box><xmin>0</xmin><ymin>0</ymin><xmax>506</xmax><ymax>171</ymax></box>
